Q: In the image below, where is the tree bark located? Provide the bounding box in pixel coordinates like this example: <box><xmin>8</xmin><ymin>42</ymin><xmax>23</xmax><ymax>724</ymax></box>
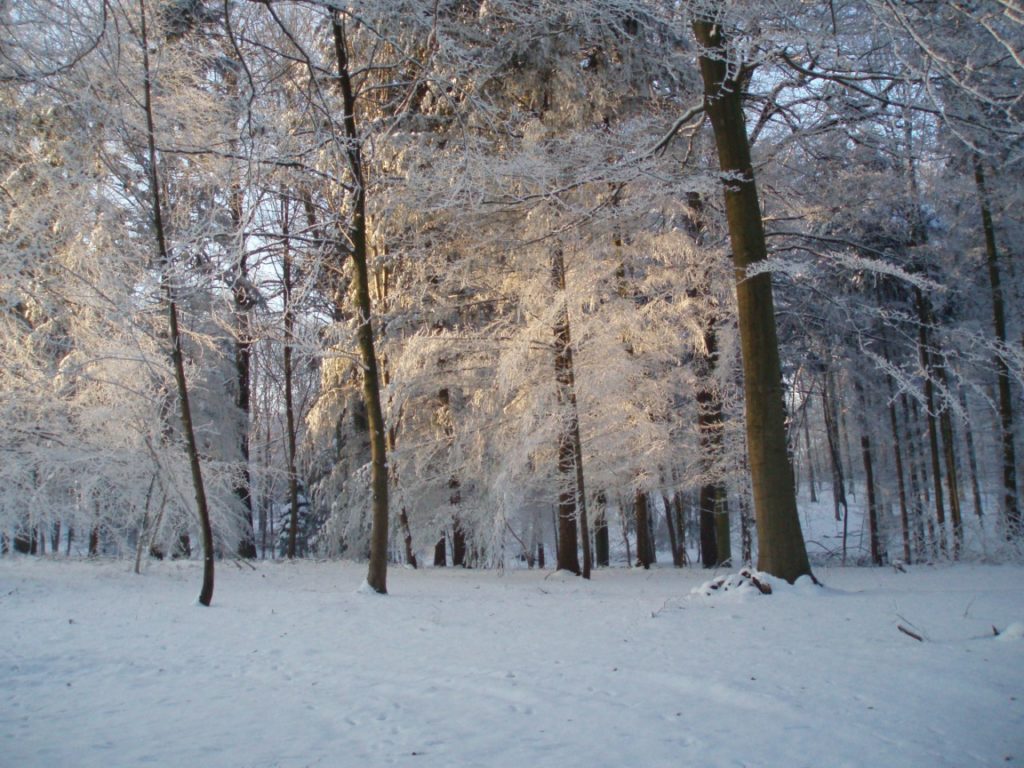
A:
<box><xmin>332</xmin><ymin>15</ymin><xmax>390</xmax><ymax>593</ymax></box>
<box><xmin>552</xmin><ymin>249</ymin><xmax>586</xmax><ymax>576</ymax></box>
<box><xmin>139</xmin><ymin>0</ymin><xmax>214</xmax><ymax>605</ymax></box>
<box><xmin>974</xmin><ymin>155</ymin><xmax>1019</xmax><ymax>538</ymax></box>
<box><xmin>915</xmin><ymin>290</ymin><xmax>948</xmax><ymax>557</ymax></box>
<box><xmin>594</xmin><ymin>491</ymin><xmax>610</xmax><ymax>567</ymax></box>
<box><xmin>856</xmin><ymin>383</ymin><xmax>883</xmax><ymax>565</ymax></box>
<box><xmin>282</xmin><ymin>194</ymin><xmax>302</xmax><ymax>560</ymax></box>
<box><xmin>634</xmin><ymin>490</ymin><xmax>652</xmax><ymax>569</ymax></box>
<box><xmin>957</xmin><ymin>388</ymin><xmax>984</xmax><ymax>524</ymax></box>
<box><xmin>692</xmin><ymin>15</ymin><xmax>811</xmax><ymax>583</ymax></box>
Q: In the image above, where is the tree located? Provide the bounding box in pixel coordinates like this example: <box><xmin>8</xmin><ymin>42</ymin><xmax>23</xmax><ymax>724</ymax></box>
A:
<box><xmin>691</xmin><ymin>6</ymin><xmax>812</xmax><ymax>583</ymax></box>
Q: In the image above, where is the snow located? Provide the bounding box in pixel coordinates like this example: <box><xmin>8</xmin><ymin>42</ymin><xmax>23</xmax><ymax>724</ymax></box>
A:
<box><xmin>2</xmin><ymin>558</ymin><xmax>1023</xmax><ymax>767</ymax></box>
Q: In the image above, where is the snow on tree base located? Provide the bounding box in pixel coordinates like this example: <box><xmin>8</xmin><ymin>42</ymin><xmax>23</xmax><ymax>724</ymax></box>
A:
<box><xmin>692</xmin><ymin>567</ymin><xmax>774</xmax><ymax>598</ymax></box>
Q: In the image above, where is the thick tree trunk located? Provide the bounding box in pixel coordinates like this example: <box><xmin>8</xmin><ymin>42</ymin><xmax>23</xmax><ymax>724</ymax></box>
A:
<box><xmin>332</xmin><ymin>16</ymin><xmax>390</xmax><ymax>593</ymax></box>
<box><xmin>714</xmin><ymin>489</ymin><xmax>732</xmax><ymax>567</ymax></box>
<box><xmin>433</xmin><ymin>535</ymin><xmax>447</xmax><ymax>567</ymax></box>
<box><xmin>139</xmin><ymin>0</ymin><xmax>214</xmax><ymax>605</ymax></box>
<box><xmin>552</xmin><ymin>249</ymin><xmax>586</xmax><ymax>576</ymax></box>
<box><xmin>692</xmin><ymin>16</ymin><xmax>811</xmax><ymax>583</ymax></box>
<box><xmin>974</xmin><ymin>156</ymin><xmax>1020</xmax><ymax>538</ymax></box>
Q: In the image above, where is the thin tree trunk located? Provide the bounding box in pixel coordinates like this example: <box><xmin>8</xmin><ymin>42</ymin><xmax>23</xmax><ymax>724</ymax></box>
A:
<box><xmin>139</xmin><ymin>0</ymin><xmax>214</xmax><ymax>605</ymax></box>
<box><xmin>888</xmin><ymin>385</ymin><xmax>913</xmax><ymax>563</ymax></box>
<box><xmin>594</xmin><ymin>491</ymin><xmax>610</xmax><ymax>567</ymax></box>
<box><xmin>907</xmin><ymin>396</ymin><xmax>934</xmax><ymax>558</ymax></box>
<box><xmin>663</xmin><ymin>494</ymin><xmax>683</xmax><ymax>567</ymax></box>
<box><xmin>916</xmin><ymin>290</ymin><xmax>949</xmax><ymax>557</ymax></box>
<box><xmin>698</xmin><ymin>483</ymin><xmax>718</xmax><ymax>568</ymax></box>
<box><xmin>974</xmin><ymin>155</ymin><xmax>1019</xmax><ymax>537</ymax></box>
<box><xmin>856</xmin><ymin>384</ymin><xmax>883</xmax><ymax>565</ymax></box>
<box><xmin>822</xmin><ymin>375</ymin><xmax>848</xmax><ymax>524</ymax></box>
<box><xmin>332</xmin><ymin>15</ymin><xmax>389</xmax><ymax>593</ymax></box>
<box><xmin>958</xmin><ymin>388</ymin><xmax>984</xmax><ymax>523</ymax></box>
<box><xmin>283</xmin><ymin>194</ymin><xmax>302</xmax><ymax>560</ymax></box>
<box><xmin>802</xmin><ymin>402</ymin><xmax>818</xmax><ymax>503</ymax></box>
<box><xmin>714</xmin><ymin>488</ymin><xmax>732</xmax><ymax>567</ymax></box>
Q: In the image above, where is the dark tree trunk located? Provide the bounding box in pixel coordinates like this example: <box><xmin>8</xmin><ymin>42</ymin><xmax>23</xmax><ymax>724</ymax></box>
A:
<box><xmin>673</xmin><ymin>492</ymin><xmax>688</xmax><ymax>565</ymax></box>
<box><xmin>974</xmin><ymin>156</ymin><xmax>1019</xmax><ymax>538</ymax></box>
<box><xmin>856</xmin><ymin>383</ymin><xmax>883</xmax><ymax>565</ymax></box>
<box><xmin>433</xmin><ymin>535</ymin><xmax>447</xmax><ymax>567</ymax></box>
<box><xmin>663</xmin><ymin>494</ymin><xmax>683</xmax><ymax>567</ymax></box>
<box><xmin>634</xmin><ymin>490</ymin><xmax>652</xmax><ymax>569</ymax></box>
<box><xmin>452</xmin><ymin>523</ymin><xmax>467</xmax><ymax>568</ymax></box>
<box><xmin>331</xmin><ymin>15</ymin><xmax>390</xmax><ymax>593</ymax></box>
<box><xmin>821</xmin><ymin>375</ymin><xmax>848</xmax><ymax>524</ymax></box>
<box><xmin>283</xmin><ymin>195</ymin><xmax>302</xmax><ymax>560</ymax></box>
<box><xmin>552</xmin><ymin>249</ymin><xmax>585</xmax><ymax>576</ymax></box>
<box><xmin>714</xmin><ymin>489</ymin><xmax>732</xmax><ymax>567</ymax></box>
<box><xmin>692</xmin><ymin>15</ymin><xmax>811</xmax><ymax>583</ymax></box>
<box><xmin>140</xmin><ymin>0</ymin><xmax>214</xmax><ymax>604</ymax></box>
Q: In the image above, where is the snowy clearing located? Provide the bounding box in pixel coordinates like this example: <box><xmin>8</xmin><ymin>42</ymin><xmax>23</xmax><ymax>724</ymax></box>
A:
<box><xmin>2</xmin><ymin>558</ymin><xmax>1023</xmax><ymax>767</ymax></box>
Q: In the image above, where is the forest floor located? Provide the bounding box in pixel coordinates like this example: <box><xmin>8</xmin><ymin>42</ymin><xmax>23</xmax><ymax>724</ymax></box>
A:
<box><xmin>2</xmin><ymin>554</ymin><xmax>1023</xmax><ymax>767</ymax></box>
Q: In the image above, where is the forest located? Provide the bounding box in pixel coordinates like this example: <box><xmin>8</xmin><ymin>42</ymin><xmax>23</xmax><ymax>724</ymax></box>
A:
<box><xmin>2</xmin><ymin>0</ymin><xmax>1022</xmax><ymax>602</ymax></box>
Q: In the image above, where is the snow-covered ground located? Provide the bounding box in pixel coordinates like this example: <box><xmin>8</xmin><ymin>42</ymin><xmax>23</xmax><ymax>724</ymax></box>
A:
<box><xmin>2</xmin><ymin>557</ymin><xmax>1022</xmax><ymax>767</ymax></box>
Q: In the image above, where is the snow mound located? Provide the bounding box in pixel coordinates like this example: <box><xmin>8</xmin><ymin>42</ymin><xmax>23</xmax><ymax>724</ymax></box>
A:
<box><xmin>692</xmin><ymin>568</ymin><xmax>774</xmax><ymax>598</ymax></box>
<box><xmin>996</xmin><ymin>622</ymin><xmax>1024</xmax><ymax>641</ymax></box>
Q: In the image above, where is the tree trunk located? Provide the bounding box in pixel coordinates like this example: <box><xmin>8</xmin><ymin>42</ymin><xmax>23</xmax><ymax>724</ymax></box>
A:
<box><xmin>552</xmin><ymin>249</ymin><xmax>584</xmax><ymax>576</ymax></box>
<box><xmin>802</xmin><ymin>404</ymin><xmax>818</xmax><ymax>503</ymax></box>
<box><xmin>698</xmin><ymin>483</ymin><xmax>718</xmax><ymax>568</ymax></box>
<box><xmin>957</xmin><ymin>388</ymin><xmax>984</xmax><ymax>524</ymax></box>
<box><xmin>139</xmin><ymin>0</ymin><xmax>214</xmax><ymax>605</ymax></box>
<box><xmin>821</xmin><ymin>374</ymin><xmax>848</xmax><ymax>524</ymax></box>
<box><xmin>714</xmin><ymin>488</ymin><xmax>732</xmax><ymax>567</ymax></box>
<box><xmin>974</xmin><ymin>155</ymin><xmax>1019</xmax><ymax>538</ymax></box>
<box><xmin>594</xmin><ymin>491</ymin><xmax>610</xmax><ymax>567</ymax></box>
<box><xmin>634</xmin><ymin>490</ymin><xmax>652</xmax><ymax>569</ymax></box>
<box><xmin>856</xmin><ymin>384</ymin><xmax>883</xmax><ymax>566</ymax></box>
<box><xmin>916</xmin><ymin>290</ymin><xmax>948</xmax><ymax>557</ymax></box>
<box><xmin>692</xmin><ymin>15</ymin><xmax>811</xmax><ymax>583</ymax></box>
<box><xmin>332</xmin><ymin>15</ymin><xmax>389</xmax><ymax>593</ymax></box>
<box><xmin>663</xmin><ymin>494</ymin><xmax>683</xmax><ymax>567</ymax></box>
<box><xmin>282</xmin><ymin>194</ymin><xmax>302</xmax><ymax>560</ymax></box>
<box><xmin>433</xmin><ymin>535</ymin><xmax>447</xmax><ymax>567</ymax></box>
<box><xmin>888</xmin><ymin>383</ymin><xmax>912</xmax><ymax>563</ymax></box>
<box><xmin>906</xmin><ymin>396</ymin><xmax>934</xmax><ymax>558</ymax></box>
